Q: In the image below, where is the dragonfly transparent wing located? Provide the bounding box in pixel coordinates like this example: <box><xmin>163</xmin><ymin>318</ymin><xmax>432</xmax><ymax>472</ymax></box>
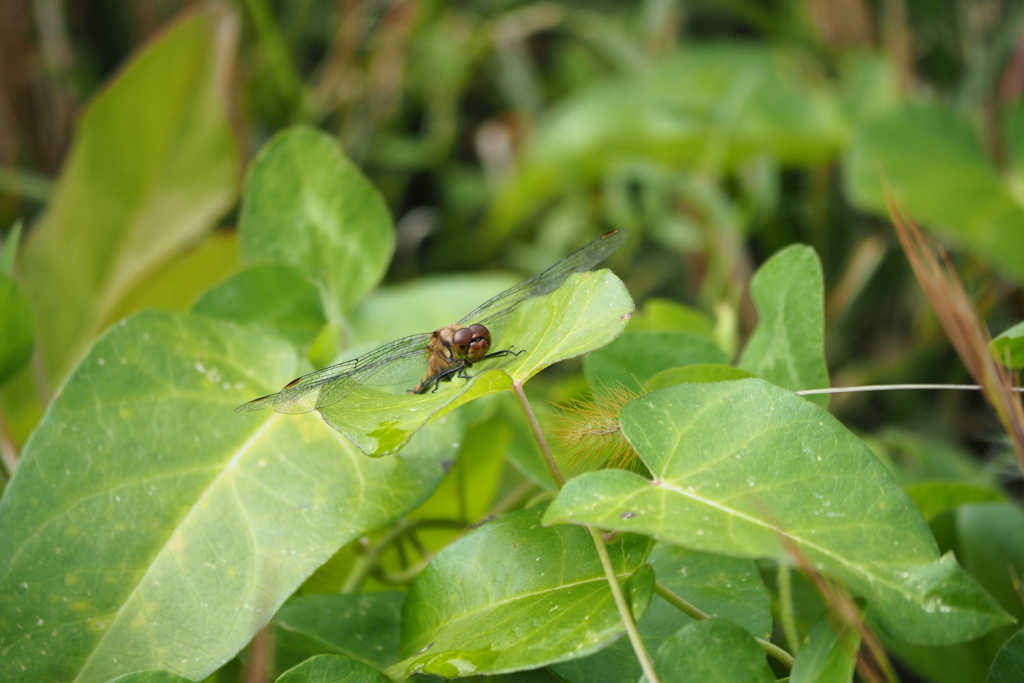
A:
<box><xmin>236</xmin><ymin>332</ymin><xmax>433</xmax><ymax>414</ymax></box>
<box><xmin>459</xmin><ymin>229</ymin><xmax>628</xmax><ymax>327</ymax></box>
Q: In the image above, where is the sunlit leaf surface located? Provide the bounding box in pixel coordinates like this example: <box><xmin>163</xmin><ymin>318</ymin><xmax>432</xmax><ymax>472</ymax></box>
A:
<box><xmin>390</xmin><ymin>507</ymin><xmax>653</xmax><ymax>679</ymax></box>
<box><xmin>544</xmin><ymin>379</ymin><xmax>1011</xmax><ymax>645</ymax></box>
<box><xmin>0</xmin><ymin>311</ymin><xmax>454</xmax><ymax>683</ymax></box>
<box><xmin>18</xmin><ymin>7</ymin><xmax>239</xmax><ymax>385</ymax></box>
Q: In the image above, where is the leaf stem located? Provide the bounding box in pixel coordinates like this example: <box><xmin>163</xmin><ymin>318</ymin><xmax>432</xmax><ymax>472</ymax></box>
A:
<box><xmin>654</xmin><ymin>581</ymin><xmax>795</xmax><ymax>669</ymax></box>
<box><xmin>512</xmin><ymin>381</ymin><xmax>565</xmax><ymax>487</ymax></box>
<box><xmin>589</xmin><ymin>527</ymin><xmax>660</xmax><ymax>683</ymax></box>
<box><xmin>778</xmin><ymin>563</ymin><xmax>801</xmax><ymax>655</ymax></box>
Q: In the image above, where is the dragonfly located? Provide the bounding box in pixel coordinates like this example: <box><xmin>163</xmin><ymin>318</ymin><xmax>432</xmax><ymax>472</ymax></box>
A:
<box><xmin>236</xmin><ymin>229</ymin><xmax>629</xmax><ymax>415</ymax></box>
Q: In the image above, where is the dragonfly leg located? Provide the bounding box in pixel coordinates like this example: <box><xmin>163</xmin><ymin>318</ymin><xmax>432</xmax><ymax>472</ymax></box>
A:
<box><xmin>483</xmin><ymin>346</ymin><xmax>526</xmax><ymax>360</ymax></box>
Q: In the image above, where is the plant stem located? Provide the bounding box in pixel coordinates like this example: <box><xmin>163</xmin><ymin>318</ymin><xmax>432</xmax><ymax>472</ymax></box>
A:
<box><xmin>654</xmin><ymin>581</ymin><xmax>795</xmax><ymax>669</ymax></box>
<box><xmin>512</xmin><ymin>381</ymin><xmax>565</xmax><ymax>487</ymax></box>
<box><xmin>778</xmin><ymin>563</ymin><xmax>801</xmax><ymax>655</ymax></box>
<box><xmin>589</xmin><ymin>527</ymin><xmax>660</xmax><ymax>683</ymax></box>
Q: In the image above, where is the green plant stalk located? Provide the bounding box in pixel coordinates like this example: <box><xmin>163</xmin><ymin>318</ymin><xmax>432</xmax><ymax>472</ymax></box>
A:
<box><xmin>590</xmin><ymin>526</ymin><xmax>660</xmax><ymax>683</ymax></box>
<box><xmin>778</xmin><ymin>563</ymin><xmax>801</xmax><ymax>654</ymax></box>
<box><xmin>512</xmin><ymin>381</ymin><xmax>659</xmax><ymax>682</ymax></box>
<box><xmin>512</xmin><ymin>381</ymin><xmax>565</xmax><ymax>487</ymax></box>
<box><xmin>654</xmin><ymin>581</ymin><xmax>794</xmax><ymax>669</ymax></box>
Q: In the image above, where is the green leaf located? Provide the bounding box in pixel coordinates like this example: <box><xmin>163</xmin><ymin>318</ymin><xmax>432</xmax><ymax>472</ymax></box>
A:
<box><xmin>307</xmin><ymin>269</ymin><xmax>632</xmax><ymax>456</ymax></box>
<box><xmin>646</xmin><ymin>619</ymin><xmax>774</xmax><ymax>683</ymax></box>
<box><xmin>990</xmin><ymin>320</ymin><xmax>1024</xmax><ymax>368</ymax></box>
<box><xmin>583</xmin><ymin>331</ymin><xmax>728</xmax><ymax>394</ymax></box>
<box><xmin>648</xmin><ymin>364</ymin><xmax>754</xmax><ymax>391</ymax></box>
<box><xmin>989</xmin><ymin>628</ymin><xmax>1024</xmax><ymax>683</ymax></box>
<box><xmin>905</xmin><ymin>481</ymin><xmax>1004</xmax><ymax>520</ymax></box>
<box><xmin>274</xmin><ymin>592</ymin><xmax>404</xmax><ymax>672</ymax></box>
<box><xmin>194</xmin><ymin>263</ymin><xmax>327</xmax><ymax>348</ymax></box>
<box><xmin>239</xmin><ymin>127</ymin><xmax>394</xmax><ymax>319</ymax></box>
<box><xmin>0</xmin><ymin>272</ymin><xmax>34</xmax><ymax>385</ymax></box>
<box><xmin>739</xmin><ymin>245</ymin><xmax>829</xmax><ymax>406</ymax></box>
<box><xmin>544</xmin><ymin>379</ymin><xmax>1012</xmax><ymax>646</ymax></box>
<box><xmin>390</xmin><ymin>506</ymin><xmax>653</xmax><ymax>679</ymax></box>
<box><xmin>790</xmin><ymin>614</ymin><xmax>859</xmax><ymax>683</ymax></box>
<box><xmin>0</xmin><ymin>311</ymin><xmax>453</xmax><ymax>683</ymax></box>
<box><xmin>277</xmin><ymin>655</ymin><xmax>392</xmax><ymax>683</ymax></box>
<box><xmin>18</xmin><ymin>7</ymin><xmax>239</xmax><ymax>385</ymax></box>
<box><xmin>844</xmin><ymin>104</ymin><xmax>1024</xmax><ymax>281</ymax></box>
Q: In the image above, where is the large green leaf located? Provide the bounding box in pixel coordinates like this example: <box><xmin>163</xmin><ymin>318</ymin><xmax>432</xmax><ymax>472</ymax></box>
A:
<box><xmin>544</xmin><ymin>379</ymin><xmax>1011</xmax><ymax>646</ymax></box>
<box><xmin>389</xmin><ymin>506</ymin><xmax>653</xmax><ymax>679</ymax></box>
<box><xmin>738</xmin><ymin>245</ymin><xmax>829</xmax><ymax>406</ymax></box>
<box><xmin>645</xmin><ymin>619</ymin><xmax>775</xmax><ymax>683</ymax></box>
<box><xmin>239</xmin><ymin>127</ymin><xmax>394</xmax><ymax>320</ymax></box>
<box><xmin>18</xmin><ymin>7</ymin><xmax>239</xmax><ymax>385</ymax></box>
<box><xmin>844</xmin><ymin>104</ymin><xmax>1024</xmax><ymax>281</ymax></box>
<box><xmin>0</xmin><ymin>311</ymin><xmax>453</xmax><ymax>683</ymax></box>
<box><xmin>272</xmin><ymin>269</ymin><xmax>633</xmax><ymax>456</ymax></box>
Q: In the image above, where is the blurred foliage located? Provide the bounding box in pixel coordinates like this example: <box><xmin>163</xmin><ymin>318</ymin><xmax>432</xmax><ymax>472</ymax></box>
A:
<box><xmin>2</xmin><ymin>1</ymin><xmax>1024</xmax><ymax>682</ymax></box>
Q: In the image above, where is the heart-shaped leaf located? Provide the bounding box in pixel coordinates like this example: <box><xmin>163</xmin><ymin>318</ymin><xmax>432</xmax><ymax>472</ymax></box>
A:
<box><xmin>0</xmin><ymin>311</ymin><xmax>454</xmax><ymax>683</ymax></box>
<box><xmin>277</xmin><ymin>655</ymin><xmax>392</xmax><ymax>683</ymax></box>
<box><xmin>544</xmin><ymin>379</ymin><xmax>1012</xmax><ymax>646</ymax></box>
<box><xmin>389</xmin><ymin>506</ymin><xmax>653</xmax><ymax>679</ymax></box>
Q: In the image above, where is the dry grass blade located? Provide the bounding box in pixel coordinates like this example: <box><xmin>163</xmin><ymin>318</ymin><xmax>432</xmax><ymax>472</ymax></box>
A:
<box><xmin>886</xmin><ymin>190</ymin><xmax>1024</xmax><ymax>474</ymax></box>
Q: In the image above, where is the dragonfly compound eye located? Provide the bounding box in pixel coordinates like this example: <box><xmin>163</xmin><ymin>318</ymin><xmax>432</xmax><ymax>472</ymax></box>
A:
<box><xmin>469</xmin><ymin>323</ymin><xmax>490</xmax><ymax>341</ymax></box>
<box><xmin>452</xmin><ymin>326</ymin><xmax>475</xmax><ymax>354</ymax></box>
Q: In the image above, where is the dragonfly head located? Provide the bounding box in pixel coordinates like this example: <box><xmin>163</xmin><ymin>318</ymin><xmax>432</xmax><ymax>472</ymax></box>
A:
<box><xmin>452</xmin><ymin>323</ymin><xmax>491</xmax><ymax>362</ymax></box>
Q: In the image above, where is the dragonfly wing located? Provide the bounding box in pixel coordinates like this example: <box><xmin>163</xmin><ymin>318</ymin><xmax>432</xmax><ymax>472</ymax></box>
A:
<box><xmin>235</xmin><ymin>333</ymin><xmax>433</xmax><ymax>414</ymax></box>
<box><xmin>458</xmin><ymin>229</ymin><xmax>628</xmax><ymax>326</ymax></box>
